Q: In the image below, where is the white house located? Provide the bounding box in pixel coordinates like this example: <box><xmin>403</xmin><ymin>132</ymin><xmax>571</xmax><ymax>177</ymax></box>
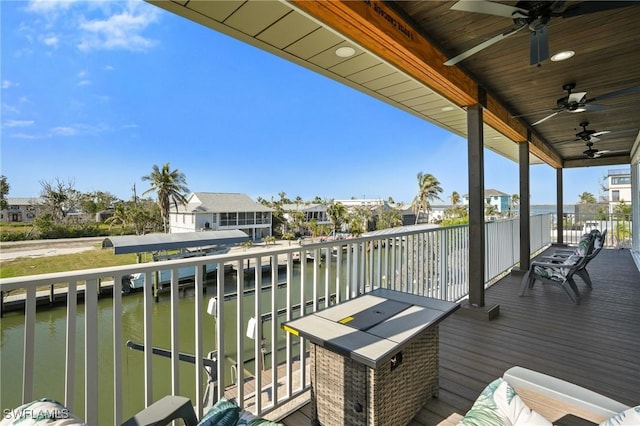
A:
<box><xmin>281</xmin><ymin>203</ymin><xmax>330</xmax><ymax>225</ymax></box>
<box><xmin>169</xmin><ymin>192</ymin><xmax>273</xmax><ymax>241</ymax></box>
<box><xmin>1</xmin><ymin>198</ymin><xmax>42</xmax><ymax>223</ymax></box>
<box><xmin>605</xmin><ymin>168</ymin><xmax>632</xmax><ymax>213</ymax></box>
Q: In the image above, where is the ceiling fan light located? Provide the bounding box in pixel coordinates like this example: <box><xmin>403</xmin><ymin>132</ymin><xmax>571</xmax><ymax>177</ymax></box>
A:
<box><xmin>551</xmin><ymin>50</ymin><xmax>575</xmax><ymax>61</ymax></box>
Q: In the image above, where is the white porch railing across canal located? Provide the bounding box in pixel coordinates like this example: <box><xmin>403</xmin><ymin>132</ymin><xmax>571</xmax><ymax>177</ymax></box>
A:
<box><xmin>0</xmin><ymin>215</ymin><xmax>551</xmax><ymax>424</ymax></box>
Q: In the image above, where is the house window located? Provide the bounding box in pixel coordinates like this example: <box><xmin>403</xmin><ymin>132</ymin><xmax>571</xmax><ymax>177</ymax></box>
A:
<box><xmin>221</xmin><ymin>213</ymin><xmax>237</xmax><ymax>226</ymax></box>
<box><xmin>611</xmin><ymin>176</ymin><xmax>630</xmax><ymax>185</ymax></box>
<box><xmin>612</xmin><ymin>190</ymin><xmax>620</xmax><ymax>202</ymax></box>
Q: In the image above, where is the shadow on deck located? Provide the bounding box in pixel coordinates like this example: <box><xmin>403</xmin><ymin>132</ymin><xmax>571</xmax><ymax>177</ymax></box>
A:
<box><xmin>281</xmin><ymin>247</ymin><xmax>640</xmax><ymax>425</ymax></box>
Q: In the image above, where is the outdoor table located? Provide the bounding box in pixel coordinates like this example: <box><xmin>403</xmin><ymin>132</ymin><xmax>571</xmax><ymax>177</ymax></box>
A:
<box><xmin>282</xmin><ymin>288</ymin><xmax>459</xmax><ymax>426</ymax></box>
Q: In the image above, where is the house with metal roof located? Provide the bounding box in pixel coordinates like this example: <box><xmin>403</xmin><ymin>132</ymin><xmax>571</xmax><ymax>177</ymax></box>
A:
<box><xmin>169</xmin><ymin>192</ymin><xmax>273</xmax><ymax>241</ymax></box>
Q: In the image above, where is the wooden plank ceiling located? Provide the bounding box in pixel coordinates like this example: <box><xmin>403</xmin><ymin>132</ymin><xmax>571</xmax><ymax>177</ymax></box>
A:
<box><xmin>149</xmin><ymin>0</ymin><xmax>640</xmax><ymax>169</ymax></box>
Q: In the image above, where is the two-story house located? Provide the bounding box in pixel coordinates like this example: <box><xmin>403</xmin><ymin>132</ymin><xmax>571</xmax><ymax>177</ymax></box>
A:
<box><xmin>169</xmin><ymin>192</ymin><xmax>273</xmax><ymax>241</ymax></box>
<box><xmin>604</xmin><ymin>168</ymin><xmax>632</xmax><ymax>213</ymax></box>
<box><xmin>0</xmin><ymin>198</ymin><xmax>42</xmax><ymax>223</ymax></box>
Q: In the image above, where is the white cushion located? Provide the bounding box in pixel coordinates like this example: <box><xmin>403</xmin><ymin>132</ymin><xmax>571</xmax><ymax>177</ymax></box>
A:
<box><xmin>599</xmin><ymin>406</ymin><xmax>640</xmax><ymax>426</ymax></box>
<box><xmin>458</xmin><ymin>378</ymin><xmax>552</xmax><ymax>426</ymax></box>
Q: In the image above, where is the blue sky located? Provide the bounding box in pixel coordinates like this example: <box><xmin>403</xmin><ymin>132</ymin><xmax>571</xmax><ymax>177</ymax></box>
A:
<box><xmin>1</xmin><ymin>0</ymin><xmax>612</xmax><ymax>205</ymax></box>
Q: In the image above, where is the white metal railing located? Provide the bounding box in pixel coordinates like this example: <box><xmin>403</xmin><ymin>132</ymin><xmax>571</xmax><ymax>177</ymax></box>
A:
<box><xmin>552</xmin><ymin>213</ymin><xmax>633</xmax><ymax>248</ymax></box>
<box><xmin>0</xmin><ymin>216</ymin><xmax>551</xmax><ymax>424</ymax></box>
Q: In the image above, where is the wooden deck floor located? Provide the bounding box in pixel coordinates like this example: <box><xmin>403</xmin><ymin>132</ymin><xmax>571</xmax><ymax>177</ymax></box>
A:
<box><xmin>280</xmin><ymin>247</ymin><xmax>640</xmax><ymax>425</ymax></box>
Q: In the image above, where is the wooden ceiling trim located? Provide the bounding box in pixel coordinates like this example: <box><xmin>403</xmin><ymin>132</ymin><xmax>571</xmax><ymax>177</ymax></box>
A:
<box><xmin>289</xmin><ymin>0</ymin><xmax>561</xmax><ymax>168</ymax></box>
<box><xmin>564</xmin><ymin>155</ymin><xmax>631</xmax><ymax>169</ymax></box>
<box><xmin>484</xmin><ymin>94</ymin><xmax>562</xmax><ymax>168</ymax></box>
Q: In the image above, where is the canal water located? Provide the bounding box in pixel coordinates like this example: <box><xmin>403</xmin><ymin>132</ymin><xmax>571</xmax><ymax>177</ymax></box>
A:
<box><xmin>0</xmin><ymin>253</ymin><xmax>377</xmax><ymax>424</ymax></box>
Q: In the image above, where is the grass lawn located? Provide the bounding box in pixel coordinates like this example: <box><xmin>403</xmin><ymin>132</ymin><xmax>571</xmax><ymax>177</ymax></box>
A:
<box><xmin>1</xmin><ymin>244</ymin><xmax>138</xmax><ymax>279</ymax></box>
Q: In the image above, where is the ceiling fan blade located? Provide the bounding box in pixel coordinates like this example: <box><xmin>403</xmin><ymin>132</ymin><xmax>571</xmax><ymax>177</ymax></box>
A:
<box><xmin>591</xmin><ymin>131</ymin><xmax>610</xmax><ymax>137</ymax></box>
<box><xmin>450</xmin><ymin>0</ymin><xmax>529</xmax><ymax>18</ymax></box>
<box><xmin>560</xmin><ymin>1</ymin><xmax>636</xmax><ymax>18</ymax></box>
<box><xmin>532</xmin><ymin>111</ymin><xmax>560</xmax><ymax>126</ymax></box>
<box><xmin>591</xmin><ymin>85</ymin><xmax>640</xmax><ymax>102</ymax></box>
<box><xmin>445</xmin><ymin>25</ymin><xmax>525</xmax><ymax>66</ymax></box>
<box><xmin>567</xmin><ymin>92</ymin><xmax>587</xmax><ymax>103</ymax></box>
<box><xmin>512</xmin><ymin>107</ymin><xmax>559</xmax><ymax>118</ymax></box>
<box><xmin>530</xmin><ymin>28</ymin><xmax>549</xmax><ymax>65</ymax></box>
<box><xmin>583</xmin><ymin>103</ymin><xmax>608</xmax><ymax>112</ymax></box>
<box><xmin>589</xmin><ymin>136</ymin><xmax>601</xmax><ymax>143</ymax></box>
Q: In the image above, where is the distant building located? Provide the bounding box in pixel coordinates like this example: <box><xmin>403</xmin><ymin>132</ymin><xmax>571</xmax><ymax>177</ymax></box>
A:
<box><xmin>281</xmin><ymin>203</ymin><xmax>330</xmax><ymax>226</ymax></box>
<box><xmin>604</xmin><ymin>168</ymin><xmax>632</xmax><ymax>213</ymax></box>
<box><xmin>463</xmin><ymin>189</ymin><xmax>512</xmax><ymax>215</ymax></box>
<box><xmin>0</xmin><ymin>198</ymin><xmax>42</xmax><ymax>223</ymax></box>
<box><xmin>169</xmin><ymin>192</ymin><xmax>273</xmax><ymax>241</ymax></box>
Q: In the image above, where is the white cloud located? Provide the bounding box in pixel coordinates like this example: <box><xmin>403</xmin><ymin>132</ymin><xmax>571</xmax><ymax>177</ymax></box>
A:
<box><xmin>78</xmin><ymin>80</ymin><xmax>92</xmax><ymax>86</ymax></box>
<box><xmin>4</xmin><ymin>120</ymin><xmax>35</xmax><ymax>128</ymax></box>
<box><xmin>9</xmin><ymin>132</ymin><xmax>41</xmax><ymax>140</ymax></box>
<box><xmin>51</xmin><ymin>126</ymin><xmax>77</xmax><ymax>136</ymax></box>
<box><xmin>42</xmin><ymin>35</ymin><xmax>59</xmax><ymax>47</ymax></box>
<box><xmin>2</xmin><ymin>103</ymin><xmax>21</xmax><ymax>115</ymax></box>
<box><xmin>2</xmin><ymin>80</ymin><xmax>19</xmax><ymax>89</ymax></box>
<box><xmin>104</xmin><ymin>65</ymin><xmax>115</xmax><ymax>71</ymax></box>
<box><xmin>78</xmin><ymin>2</ymin><xmax>160</xmax><ymax>52</ymax></box>
<box><xmin>25</xmin><ymin>0</ymin><xmax>160</xmax><ymax>53</ymax></box>
<box><xmin>27</xmin><ymin>0</ymin><xmax>74</xmax><ymax>14</ymax></box>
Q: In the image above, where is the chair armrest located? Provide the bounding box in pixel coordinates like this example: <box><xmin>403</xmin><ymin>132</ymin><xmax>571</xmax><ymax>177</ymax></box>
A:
<box><xmin>503</xmin><ymin>366</ymin><xmax>630</xmax><ymax>424</ymax></box>
<box><xmin>121</xmin><ymin>395</ymin><xmax>198</xmax><ymax>426</ymax></box>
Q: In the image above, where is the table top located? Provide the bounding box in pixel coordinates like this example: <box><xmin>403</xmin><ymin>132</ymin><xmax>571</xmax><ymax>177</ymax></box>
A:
<box><xmin>282</xmin><ymin>288</ymin><xmax>459</xmax><ymax>368</ymax></box>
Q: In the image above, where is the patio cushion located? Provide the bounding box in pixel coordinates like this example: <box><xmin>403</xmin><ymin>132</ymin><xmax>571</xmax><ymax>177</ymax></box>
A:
<box><xmin>199</xmin><ymin>397</ymin><xmax>283</xmax><ymax>426</ymax></box>
<box><xmin>599</xmin><ymin>406</ymin><xmax>640</xmax><ymax>426</ymax></box>
<box><xmin>198</xmin><ymin>398</ymin><xmax>239</xmax><ymax>426</ymax></box>
<box><xmin>458</xmin><ymin>378</ymin><xmax>552</xmax><ymax>426</ymax></box>
<box><xmin>533</xmin><ymin>255</ymin><xmax>581</xmax><ymax>282</ymax></box>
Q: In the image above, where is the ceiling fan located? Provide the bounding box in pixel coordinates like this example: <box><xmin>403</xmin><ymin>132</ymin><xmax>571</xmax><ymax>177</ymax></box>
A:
<box><xmin>581</xmin><ymin>142</ymin><xmax>626</xmax><ymax>159</ymax></box>
<box><xmin>559</xmin><ymin>121</ymin><xmax>637</xmax><ymax>144</ymax></box>
<box><xmin>515</xmin><ymin>83</ymin><xmax>640</xmax><ymax>126</ymax></box>
<box><xmin>444</xmin><ymin>1</ymin><xmax>635</xmax><ymax>66</ymax></box>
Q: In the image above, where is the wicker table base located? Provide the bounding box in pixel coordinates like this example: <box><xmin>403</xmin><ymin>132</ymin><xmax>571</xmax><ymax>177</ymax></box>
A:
<box><xmin>310</xmin><ymin>327</ymin><xmax>439</xmax><ymax>426</ymax></box>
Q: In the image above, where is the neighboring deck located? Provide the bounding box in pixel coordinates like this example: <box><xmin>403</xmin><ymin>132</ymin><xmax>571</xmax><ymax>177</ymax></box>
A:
<box><xmin>281</xmin><ymin>247</ymin><xmax>640</xmax><ymax>425</ymax></box>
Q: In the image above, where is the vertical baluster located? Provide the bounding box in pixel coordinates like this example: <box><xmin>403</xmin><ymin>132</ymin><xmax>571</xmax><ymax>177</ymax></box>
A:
<box><xmin>22</xmin><ymin>286</ymin><xmax>36</xmax><ymax>404</ymax></box>
<box><xmin>84</xmin><ymin>278</ymin><xmax>98</xmax><ymax>425</ymax></box>
<box><xmin>112</xmin><ymin>276</ymin><xmax>122</xmax><ymax>425</ymax></box>
<box><xmin>65</xmin><ymin>281</ymin><xmax>77</xmax><ymax>412</ymax></box>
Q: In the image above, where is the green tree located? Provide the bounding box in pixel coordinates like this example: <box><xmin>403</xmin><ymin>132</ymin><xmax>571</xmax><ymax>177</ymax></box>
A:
<box><xmin>375</xmin><ymin>206</ymin><xmax>402</xmax><ymax>230</ymax></box>
<box><xmin>141</xmin><ymin>163</ymin><xmax>190</xmax><ymax>233</ymax></box>
<box><xmin>485</xmin><ymin>203</ymin><xmax>498</xmax><ymax>217</ymax></box>
<box><xmin>445</xmin><ymin>191</ymin><xmax>467</xmax><ymax>219</ymax></box>
<box><xmin>0</xmin><ymin>175</ymin><xmax>9</xmax><ymax>210</ymax></box>
<box><xmin>412</xmin><ymin>172</ymin><xmax>443</xmax><ymax>224</ymax></box>
<box><xmin>105</xmin><ymin>202</ymin><xmax>128</xmax><ymax>232</ymax></box>
<box><xmin>510</xmin><ymin>194</ymin><xmax>520</xmax><ymax>217</ymax></box>
<box><xmin>79</xmin><ymin>191</ymin><xmax>119</xmax><ymax>216</ymax></box>
<box><xmin>327</xmin><ymin>202</ymin><xmax>347</xmax><ymax>235</ymax></box>
<box><xmin>578</xmin><ymin>192</ymin><xmax>597</xmax><ymax>204</ymax></box>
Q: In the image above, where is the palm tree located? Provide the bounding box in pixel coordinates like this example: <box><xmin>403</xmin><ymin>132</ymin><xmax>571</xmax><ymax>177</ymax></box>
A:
<box><xmin>105</xmin><ymin>202</ymin><xmax>128</xmax><ymax>232</ymax></box>
<box><xmin>510</xmin><ymin>194</ymin><xmax>520</xmax><ymax>217</ymax></box>
<box><xmin>449</xmin><ymin>191</ymin><xmax>461</xmax><ymax>207</ymax></box>
<box><xmin>141</xmin><ymin>163</ymin><xmax>190</xmax><ymax>233</ymax></box>
<box><xmin>327</xmin><ymin>202</ymin><xmax>347</xmax><ymax>236</ymax></box>
<box><xmin>412</xmin><ymin>172</ymin><xmax>443</xmax><ymax>224</ymax></box>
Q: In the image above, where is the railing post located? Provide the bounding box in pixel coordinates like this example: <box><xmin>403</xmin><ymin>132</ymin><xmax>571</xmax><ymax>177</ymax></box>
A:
<box><xmin>439</xmin><ymin>229</ymin><xmax>448</xmax><ymax>301</ymax></box>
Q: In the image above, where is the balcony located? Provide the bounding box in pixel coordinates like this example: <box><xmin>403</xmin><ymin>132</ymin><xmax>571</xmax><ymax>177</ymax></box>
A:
<box><xmin>283</xmin><ymin>245</ymin><xmax>640</xmax><ymax>424</ymax></box>
<box><xmin>1</xmin><ymin>215</ymin><xmax>638</xmax><ymax>425</ymax></box>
